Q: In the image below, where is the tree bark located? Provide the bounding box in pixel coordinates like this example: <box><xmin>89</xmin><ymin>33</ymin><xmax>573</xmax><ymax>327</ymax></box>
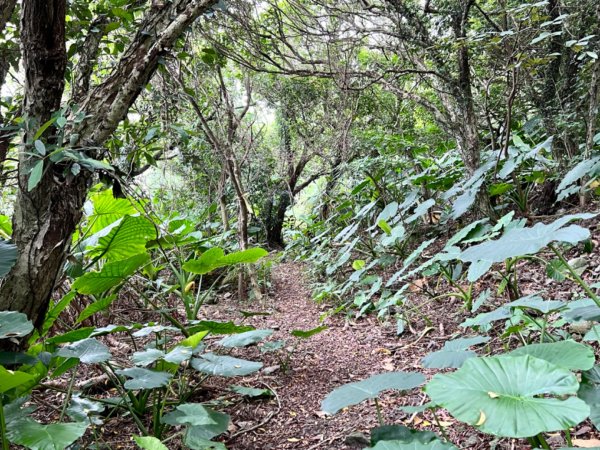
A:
<box><xmin>0</xmin><ymin>0</ymin><xmax>69</xmax><ymax>331</ymax></box>
<box><xmin>0</xmin><ymin>0</ymin><xmax>18</xmax><ymax>181</ymax></box>
<box><xmin>0</xmin><ymin>0</ymin><xmax>217</xmax><ymax>344</ymax></box>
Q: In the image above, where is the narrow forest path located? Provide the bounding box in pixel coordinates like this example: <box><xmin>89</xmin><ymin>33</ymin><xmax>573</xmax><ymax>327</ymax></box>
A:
<box><xmin>206</xmin><ymin>262</ymin><xmax>449</xmax><ymax>450</ymax></box>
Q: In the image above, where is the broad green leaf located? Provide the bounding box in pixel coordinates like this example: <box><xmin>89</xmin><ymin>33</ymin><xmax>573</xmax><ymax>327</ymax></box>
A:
<box><xmin>164</xmin><ymin>346</ymin><xmax>194</xmax><ymax>364</ymax></box>
<box><xmin>260</xmin><ymin>340</ymin><xmax>285</xmax><ymax>353</ymax></box>
<box><xmin>0</xmin><ymin>366</ymin><xmax>34</xmax><ymax>393</ymax></box>
<box><xmin>291</xmin><ymin>325</ymin><xmax>328</xmax><ymax>339</ymax></box>
<box><xmin>584</xmin><ymin>325</ymin><xmax>600</xmax><ymax>343</ymax></box>
<box><xmin>162</xmin><ymin>403</ymin><xmax>219</xmax><ymax>427</ymax></box>
<box><xmin>460</xmin><ymin>214</ymin><xmax>596</xmax><ymax>281</ymax></box>
<box><xmin>0</xmin><ymin>214</ymin><xmax>13</xmax><ymax>237</ymax></box>
<box><xmin>28</xmin><ymin>159</ymin><xmax>44</xmax><ymax>192</ymax></box>
<box><xmin>88</xmin><ymin>215</ymin><xmax>156</xmax><ymax>262</ymax></box>
<box><xmin>115</xmin><ymin>367</ymin><xmax>173</xmax><ymax>390</ymax></box>
<box><xmin>218</xmin><ymin>329</ymin><xmax>273</xmax><ymax>347</ymax></box>
<box><xmin>366</xmin><ymin>440</ymin><xmax>458</xmax><ymax>450</ymax></box>
<box><xmin>322</xmin><ymin>372</ymin><xmax>425</xmax><ymax>415</ymax></box>
<box><xmin>218</xmin><ymin>248</ymin><xmax>268</xmax><ymax>265</ymax></box>
<box><xmin>191</xmin><ymin>353</ymin><xmax>262</xmax><ymax>377</ymax></box>
<box><xmin>184</xmin><ymin>435</ymin><xmax>227</xmax><ymax>450</ymax></box>
<box><xmin>0</xmin><ymin>239</ymin><xmax>17</xmax><ymax>277</ymax></box>
<box><xmin>187</xmin><ymin>320</ymin><xmax>254</xmax><ymax>335</ymax></box>
<box><xmin>546</xmin><ymin>259</ymin><xmax>568</xmax><ymax>281</ymax></box>
<box><xmin>376</xmin><ymin>202</ymin><xmax>399</xmax><ymax>222</ymax></box>
<box><xmin>442</xmin><ymin>336</ymin><xmax>490</xmax><ymax>351</ymax></box>
<box><xmin>563</xmin><ymin>305</ymin><xmax>600</xmax><ymax>322</ymax></box>
<box><xmin>370</xmin><ymin>425</ymin><xmax>438</xmax><ymax>445</ymax></box>
<box><xmin>46</xmin><ymin>327</ymin><xmax>94</xmax><ymax>344</ymax></box>
<box><xmin>163</xmin><ymin>404</ymin><xmax>230</xmax><ymax>447</ymax></box>
<box><xmin>57</xmin><ymin>338</ymin><xmax>111</xmax><ymax>364</ymax></box>
<box><xmin>460</xmin><ymin>307</ymin><xmax>511</xmax><ymax>328</ymax></box>
<box><xmin>183</xmin><ymin>247</ymin><xmax>267</xmax><ymax>274</ymax></box>
<box><xmin>8</xmin><ymin>418</ymin><xmax>88</xmax><ymax>450</ymax></box>
<box><xmin>378</xmin><ymin>219</ymin><xmax>392</xmax><ymax>235</ymax></box>
<box><xmin>34</xmin><ymin>140</ymin><xmax>46</xmax><ymax>155</ymax></box>
<box><xmin>72</xmin><ymin>253</ymin><xmax>149</xmax><ymax>294</ymax></box>
<box><xmin>66</xmin><ymin>395</ymin><xmax>105</xmax><ymax>425</ymax></box>
<box><xmin>508</xmin><ymin>340</ymin><xmax>595</xmax><ymax>371</ymax></box>
<box><xmin>425</xmin><ymin>355</ymin><xmax>590</xmax><ymax>438</ymax></box>
<box><xmin>557</xmin><ymin>156</ymin><xmax>600</xmax><ymax>201</ymax></box>
<box><xmin>353</xmin><ymin>259</ymin><xmax>366</xmax><ymax>270</ymax></box>
<box><xmin>506</xmin><ymin>295</ymin><xmax>566</xmax><ymax>314</ymax></box>
<box><xmin>421</xmin><ymin>349</ymin><xmax>476</xmax><ymax>369</ymax></box>
<box><xmin>0</xmin><ymin>311</ymin><xmax>34</xmax><ymax>339</ymax></box>
<box><xmin>179</xmin><ymin>330</ymin><xmax>209</xmax><ymax>349</ymax></box>
<box><xmin>578</xmin><ymin>365</ymin><xmax>600</xmax><ymax>430</ymax></box>
<box><xmin>133</xmin><ymin>436</ymin><xmax>168</xmax><ymax>450</ymax></box>
<box><xmin>85</xmin><ymin>189</ymin><xmax>138</xmax><ymax>235</ymax></box>
<box><xmin>230</xmin><ymin>385</ymin><xmax>273</xmax><ymax>397</ymax></box>
<box><xmin>132</xmin><ymin>324</ymin><xmax>177</xmax><ymax>337</ymax></box>
<box><xmin>132</xmin><ymin>348</ymin><xmax>165</xmax><ymax>367</ymax></box>
<box><xmin>183</xmin><ymin>247</ymin><xmax>225</xmax><ymax>274</ymax></box>
<box><xmin>76</xmin><ymin>294</ymin><xmax>117</xmax><ymax>323</ymax></box>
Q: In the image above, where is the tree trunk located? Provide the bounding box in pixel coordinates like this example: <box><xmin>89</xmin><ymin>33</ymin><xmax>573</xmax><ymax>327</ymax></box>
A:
<box><xmin>0</xmin><ymin>0</ymin><xmax>217</xmax><ymax>347</ymax></box>
<box><xmin>0</xmin><ymin>0</ymin><xmax>17</xmax><ymax>179</ymax></box>
<box><xmin>217</xmin><ymin>165</ymin><xmax>229</xmax><ymax>231</ymax></box>
<box><xmin>0</xmin><ymin>0</ymin><xmax>68</xmax><ymax>332</ymax></box>
<box><xmin>265</xmin><ymin>190</ymin><xmax>290</xmax><ymax>248</ymax></box>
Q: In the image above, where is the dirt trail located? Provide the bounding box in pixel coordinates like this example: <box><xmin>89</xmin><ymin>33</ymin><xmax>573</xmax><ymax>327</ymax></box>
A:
<box><xmin>213</xmin><ymin>262</ymin><xmax>435</xmax><ymax>450</ymax></box>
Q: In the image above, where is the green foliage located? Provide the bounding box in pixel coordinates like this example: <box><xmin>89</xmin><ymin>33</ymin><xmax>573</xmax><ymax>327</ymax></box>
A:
<box><xmin>0</xmin><ymin>240</ymin><xmax>17</xmax><ymax>277</ymax></box>
<box><xmin>6</xmin><ymin>419</ymin><xmax>88</xmax><ymax>450</ymax></box>
<box><xmin>460</xmin><ymin>214</ymin><xmax>595</xmax><ymax>282</ymax></box>
<box><xmin>425</xmin><ymin>355</ymin><xmax>589</xmax><ymax>438</ymax></box>
<box><xmin>217</xmin><ymin>329</ymin><xmax>273</xmax><ymax>347</ymax></box>
<box><xmin>133</xmin><ymin>436</ymin><xmax>168</xmax><ymax>450</ymax></box>
<box><xmin>72</xmin><ymin>253</ymin><xmax>149</xmax><ymax>294</ymax></box>
<box><xmin>0</xmin><ymin>311</ymin><xmax>34</xmax><ymax>339</ymax></box>
<box><xmin>321</xmin><ymin>372</ymin><xmax>425</xmax><ymax>415</ymax></box>
<box><xmin>183</xmin><ymin>247</ymin><xmax>268</xmax><ymax>274</ymax></box>
<box><xmin>191</xmin><ymin>353</ymin><xmax>263</xmax><ymax>377</ymax></box>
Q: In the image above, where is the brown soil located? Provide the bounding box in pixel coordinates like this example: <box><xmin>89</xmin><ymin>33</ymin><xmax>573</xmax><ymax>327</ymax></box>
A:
<box><xmin>199</xmin><ymin>260</ymin><xmax>584</xmax><ymax>450</ymax></box>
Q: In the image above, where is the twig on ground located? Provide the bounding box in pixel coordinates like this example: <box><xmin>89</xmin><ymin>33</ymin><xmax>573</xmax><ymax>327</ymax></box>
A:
<box><xmin>228</xmin><ymin>382</ymin><xmax>281</xmax><ymax>439</ymax></box>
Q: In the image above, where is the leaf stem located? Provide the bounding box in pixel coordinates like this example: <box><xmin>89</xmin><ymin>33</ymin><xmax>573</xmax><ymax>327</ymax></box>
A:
<box><xmin>0</xmin><ymin>395</ymin><xmax>9</xmax><ymax>450</ymax></box>
<box><xmin>374</xmin><ymin>398</ymin><xmax>384</xmax><ymax>426</ymax></box>
<box><xmin>549</xmin><ymin>244</ymin><xmax>600</xmax><ymax>307</ymax></box>
<box><xmin>431</xmin><ymin>408</ymin><xmax>450</xmax><ymax>442</ymax></box>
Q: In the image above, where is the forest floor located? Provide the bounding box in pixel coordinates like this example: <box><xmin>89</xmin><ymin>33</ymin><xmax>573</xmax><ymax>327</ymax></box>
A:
<box><xmin>28</xmin><ymin>220</ymin><xmax>600</xmax><ymax>449</ymax></box>
<box><xmin>200</xmin><ymin>259</ymin><xmax>599</xmax><ymax>450</ymax></box>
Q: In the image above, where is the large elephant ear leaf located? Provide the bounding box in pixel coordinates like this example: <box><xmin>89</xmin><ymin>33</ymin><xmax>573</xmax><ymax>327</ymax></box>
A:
<box><xmin>87</xmin><ymin>215</ymin><xmax>156</xmax><ymax>262</ymax></box>
<box><xmin>366</xmin><ymin>441</ymin><xmax>458</xmax><ymax>450</ymax></box>
<box><xmin>7</xmin><ymin>418</ymin><xmax>88</xmax><ymax>450</ymax></box>
<box><xmin>459</xmin><ymin>213</ymin><xmax>596</xmax><ymax>282</ymax></box>
<box><xmin>508</xmin><ymin>340</ymin><xmax>595</xmax><ymax>371</ymax></box>
<box><xmin>183</xmin><ymin>247</ymin><xmax>267</xmax><ymax>275</ymax></box>
<box><xmin>0</xmin><ymin>239</ymin><xmax>16</xmax><ymax>277</ymax></box>
<box><xmin>322</xmin><ymin>372</ymin><xmax>425</xmax><ymax>415</ymax></box>
<box><xmin>191</xmin><ymin>353</ymin><xmax>263</xmax><ymax>377</ymax></box>
<box><xmin>217</xmin><ymin>247</ymin><xmax>268</xmax><ymax>265</ymax></box>
<box><xmin>425</xmin><ymin>355</ymin><xmax>590</xmax><ymax>438</ymax></box>
<box><xmin>578</xmin><ymin>365</ymin><xmax>600</xmax><ymax>430</ymax></box>
<box><xmin>0</xmin><ymin>311</ymin><xmax>34</xmax><ymax>339</ymax></box>
<box><xmin>85</xmin><ymin>189</ymin><xmax>138</xmax><ymax>235</ymax></box>
<box><xmin>72</xmin><ymin>253</ymin><xmax>149</xmax><ymax>294</ymax></box>
<box><xmin>183</xmin><ymin>247</ymin><xmax>225</xmax><ymax>274</ymax></box>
